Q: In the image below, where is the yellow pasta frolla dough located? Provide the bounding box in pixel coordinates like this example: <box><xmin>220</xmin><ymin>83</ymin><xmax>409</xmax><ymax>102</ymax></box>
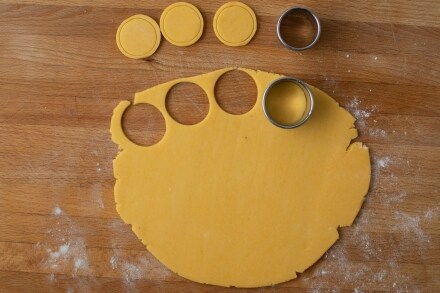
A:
<box><xmin>264</xmin><ymin>80</ymin><xmax>307</xmax><ymax>125</ymax></box>
<box><xmin>213</xmin><ymin>2</ymin><xmax>257</xmax><ymax>46</ymax></box>
<box><xmin>160</xmin><ymin>2</ymin><xmax>204</xmax><ymax>46</ymax></box>
<box><xmin>116</xmin><ymin>14</ymin><xmax>161</xmax><ymax>59</ymax></box>
<box><xmin>110</xmin><ymin>68</ymin><xmax>371</xmax><ymax>288</ymax></box>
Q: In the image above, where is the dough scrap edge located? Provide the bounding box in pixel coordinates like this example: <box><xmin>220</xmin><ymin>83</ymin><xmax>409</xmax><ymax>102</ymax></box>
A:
<box><xmin>308</xmin><ymin>85</ymin><xmax>371</xmax><ymax>229</ymax></box>
<box><xmin>109</xmin><ymin>68</ymin><xmax>371</xmax><ymax>288</ymax></box>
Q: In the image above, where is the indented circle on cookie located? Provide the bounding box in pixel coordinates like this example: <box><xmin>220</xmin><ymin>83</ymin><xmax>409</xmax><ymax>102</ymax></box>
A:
<box><xmin>263</xmin><ymin>77</ymin><xmax>314</xmax><ymax>129</ymax></box>
<box><xmin>214</xmin><ymin>2</ymin><xmax>257</xmax><ymax>46</ymax></box>
<box><xmin>116</xmin><ymin>14</ymin><xmax>161</xmax><ymax>59</ymax></box>
<box><xmin>160</xmin><ymin>2</ymin><xmax>204</xmax><ymax>47</ymax></box>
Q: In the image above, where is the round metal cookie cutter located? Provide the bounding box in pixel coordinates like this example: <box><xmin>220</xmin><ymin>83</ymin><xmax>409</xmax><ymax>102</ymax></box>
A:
<box><xmin>262</xmin><ymin>77</ymin><xmax>314</xmax><ymax>129</ymax></box>
<box><xmin>277</xmin><ymin>6</ymin><xmax>321</xmax><ymax>51</ymax></box>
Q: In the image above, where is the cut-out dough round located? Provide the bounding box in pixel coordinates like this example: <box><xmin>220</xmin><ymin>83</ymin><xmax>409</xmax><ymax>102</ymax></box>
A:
<box><xmin>160</xmin><ymin>2</ymin><xmax>204</xmax><ymax>47</ymax></box>
<box><xmin>213</xmin><ymin>2</ymin><xmax>257</xmax><ymax>46</ymax></box>
<box><xmin>116</xmin><ymin>14</ymin><xmax>161</xmax><ymax>59</ymax></box>
<box><xmin>110</xmin><ymin>68</ymin><xmax>371</xmax><ymax>288</ymax></box>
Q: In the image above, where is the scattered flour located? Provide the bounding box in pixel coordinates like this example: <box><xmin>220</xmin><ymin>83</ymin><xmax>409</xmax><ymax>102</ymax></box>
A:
<box><xmin>374</xmin><ymin>269</ymin><xmax>387</xmax><ymax>282</ymax></box>
<box><xmin>110</xmin><ymin>256</ymin><xmax>118</xmax><ymax>269</ymax></box>
<box><xmin>347</xmin><ymin>97</ymin><xmax>360</xmax><ymax>109</ymax></box>
<box><xmin>424</xmin><ymin>207</ymin><xmax>439</xmax><ymax>220</ymax></box>
<box><xmin>371</xmin><ymin>155</ymin><xmax>393</xmax><ymax>185</ymax></box>
<box><xmin>96</xmin><ymin>162</ymin><xmax>102</xmax><ymax>173</ymax></box>
<box><xmin>344</xmin><ymin>96</ymin><xmax>389</xmax><ymax>152</ymax></box>
<box><xmin>74</xmin><ymin>256</ymin><xmax>89</xmax><ymax>274</ymax></box>
<box><xmin>122</xmin><ymin>261</ymin><xmax>145</xmax><ymax>282</ymax></box>
<box><xmin>52</xmin><ymin>206</ymin><xmax>62</xmax><ymax>216</ymax></box>
<box><xmin>368</xmin><ymin>128</ymin><xmax>386</xmax><ymax>137</ymax></box>
<box><xmin>47</xmin><ymin>243</ymin><xmax>70</xmax><ymax>267</ymax></box>
<box><xmin>45</xmin><ymin>237</ymin><xmax>90</xmax><ymax>275</ymax></box>
<box><xmin>115</xmin><ymin>254</ymin><xmax>151</xmax><ymax>291</ymax></box>
<box><xmin>345</xmin><ymin>97</ymin><xmax>378</xmax><ymax>131</ymax></box>
<box><xmin>301</xmin><ymin>140</ymin><xmax>437</xmax><ymax>292</ymax></box>
<box><xmin>377</xmin><ymin>157</ymin><xmax>391</xmax><ymax>168</ymax></box>
<box><xmin>383</xmin><ymin>191</ymin><xmax>407</xmax><ymax>205</ymax></box>
<box><xmin>109</xmin><ymin>238</ymin><xmax>171</xmax><ymax>291</ymax></box>
<box><xmin>393</xmin><ymin>211</ymin><xmax>431</xmax><ymax>245</ymax></box>
<box><xmin>90</xmin><ymin>183</ymin><xmax>104</xmax><ymax>209</ymax></box>
<box><xmin>36</xmin><ymin>205</ymin><xmax>93</xmax><ymax>292</ymax></box>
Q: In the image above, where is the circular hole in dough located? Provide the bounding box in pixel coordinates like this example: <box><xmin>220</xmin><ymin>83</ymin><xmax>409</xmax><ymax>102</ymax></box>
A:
<box><xmin>264</xmin><ymin>79</ymin><xmax>308</xmax><ymax>126</ymax></box>
<box><xmin>215</xmin><ymin>69</ymin><xmax>257</xmax><ymax>115</ymax></box>
<box><xmin>116</xmin><ymin>14</ymin><xmax>161</xmax><ymax>59</ymax></box>
<box><xmin>278</xmin><ymin>8</ymin><xmax>319</xmax><ymax>49</ymax></box>
<box><xmin>160</xmin><ymin>2</ymin><xmax>204</xmax><ymax>47</ymax></box>
<box><xmin>213</xmin><ymin>2</ymin><xmax>257</xmax><ymax>47</ymax></box>
<box><xmin>122</xmin><ymin>103</ymin><xmax>166</xmax><ymax>146</ymax></box>
<box><xmin>166</xmin><ymin>82</ymin><xmax>209</xmax><ymax>125</ymax></box>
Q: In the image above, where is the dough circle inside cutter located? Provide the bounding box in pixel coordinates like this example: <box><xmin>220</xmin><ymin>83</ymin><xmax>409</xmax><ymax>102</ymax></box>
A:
<box><xmin>263</xmin><ymin>77</ymin><xmax>314</xmax><ymax>128</ymax></box>
<box><xmin>110</xmin><ymin>68</ymin><xmax>371</xmax><ymax>288</ymax></box>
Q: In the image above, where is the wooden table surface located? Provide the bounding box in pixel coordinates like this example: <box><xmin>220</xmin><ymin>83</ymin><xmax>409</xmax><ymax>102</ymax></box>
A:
<box><xmin>1</xmin><ymin>1</ymin><xmax>439</xmax><ymax>292</ymax></box>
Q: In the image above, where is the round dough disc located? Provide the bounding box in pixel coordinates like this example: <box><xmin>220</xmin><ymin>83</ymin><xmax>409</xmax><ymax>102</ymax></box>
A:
<box><xmin>116</xmin><ymin>14</ymin><xmax>161</xmax><ymax>59</ymax></box>
<box><xmin>160</xmin><ymin>2</ymin><xmax>204</xmax><ymax>47</ymax></box>
<box><xmin>110</xmin><ymin>68</ymin><xmax>371</xmax><ymax>288</ymax></box>
<box><xmin>213</xmin><ymin>2</ymin><xmax>257</xmax><ymax>46</ymax></box>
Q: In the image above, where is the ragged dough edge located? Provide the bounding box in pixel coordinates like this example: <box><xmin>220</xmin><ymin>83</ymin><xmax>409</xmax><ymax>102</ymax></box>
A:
<box><xmin>281</xmin><ymin>86</ymin><xmax>370</xmax><ymax>285</ymax></box>
<box><xmin>297</xmin><ymin>88</ymin><xmax>370</xmax><ymax>281</ymax></box>
<box><xmin>307</xmin><ymin>85</ymin><xmax>371</xmax><ymax>228</ymax></box>
<box><xmin>110</xmin><ymin>68</ymin><xmax>371</xmax><ymax>288</ymax></box>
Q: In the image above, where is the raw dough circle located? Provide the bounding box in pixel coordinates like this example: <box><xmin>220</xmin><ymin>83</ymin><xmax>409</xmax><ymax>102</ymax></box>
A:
<box><xmin>160</xmin><ymin>2</ymin><xmax>204</xmax><ymax>46</ymax></box>
<box><xmin>264</xmin><ymin>79</ymin><xmax>307</xmax><ymax>125</ymax></box>
<box><xmin>116</xmin><ymin>14</ymin><xmax>161</xmax><ymax>59</ymax></box>
<box><xmin>110</xmin><ymin>68</ymin><xmax>371</xmax><ymax>288</ymax></box>
<box><xmin>213</xmin><ymin>2</ymin><xmax>257</xmax><ymax>46</ymax></box>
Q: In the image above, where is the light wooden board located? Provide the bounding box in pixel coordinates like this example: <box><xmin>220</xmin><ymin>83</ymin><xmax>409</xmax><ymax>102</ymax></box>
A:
<box><xmin>0</xmin><ymin>1</ymin><xmax>439</xmax><ymax>292</ymax></box>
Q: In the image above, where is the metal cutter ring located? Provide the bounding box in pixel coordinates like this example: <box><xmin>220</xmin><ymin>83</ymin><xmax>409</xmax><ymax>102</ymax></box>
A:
<box><xmin>262</xmin><ymin>77</ymin><xmax>314</xmax><ymax>129</ymax></box>
<box><xmin>277</xmin><ymin>7</ymin><xmax>321</xmax><ymax>51</ymax></box>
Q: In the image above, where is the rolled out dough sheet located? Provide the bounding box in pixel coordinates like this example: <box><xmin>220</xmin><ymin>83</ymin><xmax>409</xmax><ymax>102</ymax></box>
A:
<box><xmin>110</xmin><ymin>68</ymin><xmax>371</xmax><ymax>288</ymax></box>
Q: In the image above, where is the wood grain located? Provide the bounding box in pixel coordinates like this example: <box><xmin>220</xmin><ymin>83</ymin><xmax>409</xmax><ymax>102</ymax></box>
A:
<box><xmin>0</xmin><ymin>1</ymin><xmax>439</xmax><ymax>292</ymax></box>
